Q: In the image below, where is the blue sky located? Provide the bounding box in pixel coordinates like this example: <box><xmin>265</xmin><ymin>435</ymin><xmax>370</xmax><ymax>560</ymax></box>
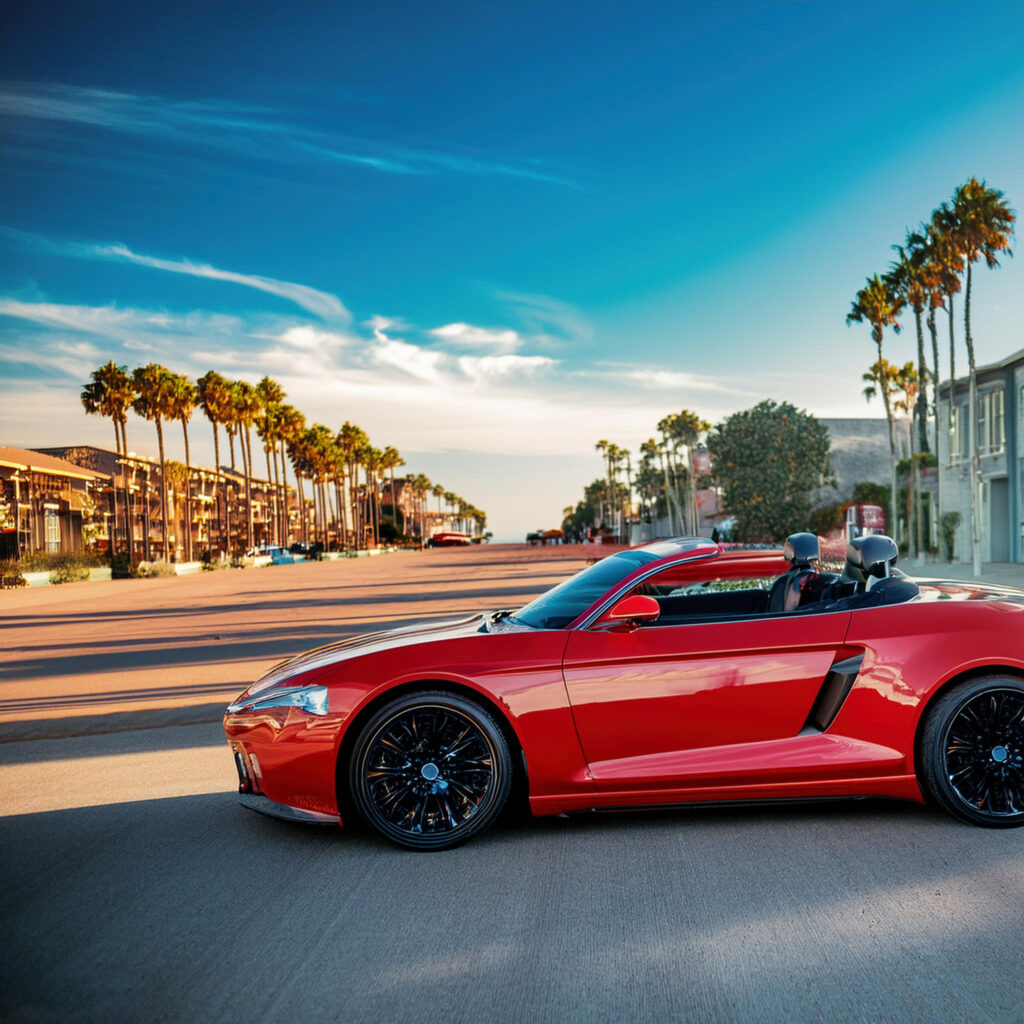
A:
<box><xmin>2</xmin><ymin>0</ymin><xmax>1022</xmax><ymax>540</ymax></box>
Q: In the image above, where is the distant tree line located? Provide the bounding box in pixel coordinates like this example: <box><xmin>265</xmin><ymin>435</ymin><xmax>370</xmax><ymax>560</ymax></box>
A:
<box><xmin>81</xmin><ymin>362</ymin><xmax>486</xmax><ymax>562</ymax></box>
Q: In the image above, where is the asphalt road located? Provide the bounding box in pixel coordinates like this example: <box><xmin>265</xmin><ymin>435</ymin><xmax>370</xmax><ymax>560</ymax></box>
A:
<box><xmin>2</xmin><ymin>546</ymin><xmax>1023</xmax><ymax>1023</ymax></box>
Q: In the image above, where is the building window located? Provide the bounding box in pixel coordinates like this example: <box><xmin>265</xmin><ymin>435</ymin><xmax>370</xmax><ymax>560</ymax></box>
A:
<box><xmin>45</xmin><ymin>508</ymin><xmax>60</xmax><ymax>553</ymax></box>
<box><xmin>977</xmin><ymin>389</ymin><xmax>1006</xmax><ymax>456</ymax></box>
<box><xmin>949</xmin><ymin>404</ymin><xmax>967</xmax><ymax>463</ymax></box>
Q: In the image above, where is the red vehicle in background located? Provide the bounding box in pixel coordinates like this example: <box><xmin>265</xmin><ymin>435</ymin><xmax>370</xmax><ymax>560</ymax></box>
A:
<box><xmin>427</xmin><ymin>531</ymin><xmax>473</xmax><ymax>547</ymax></box>
<box><xmin>845</xmin><ymin>503</ymin><xmax>886</xmax><ymax>541</ymax></box>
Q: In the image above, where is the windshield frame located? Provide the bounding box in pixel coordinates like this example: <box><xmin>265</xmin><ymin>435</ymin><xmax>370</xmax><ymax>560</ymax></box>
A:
<box><xmin>512</xmin><ymin>541</ymin><xmax>721</xmax><ymax>631</ymax></box>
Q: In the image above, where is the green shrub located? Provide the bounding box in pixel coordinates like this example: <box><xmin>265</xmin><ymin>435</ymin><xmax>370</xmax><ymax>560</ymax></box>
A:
<box><xmin>50</xmin><ymin>556</ymin><xmax>90</xmax><ymax>585</ymax></box>
<box><xmin>940</xmin><ymin>511</ymin><xmax>961</xmax><ymax>562</ymax></box>
<box><xmin>1</xmin><ymin>562</ymin><xmax>27</xmax><ymax>589</ymax></box>
<box><xmin>18</xmin><ymin>550</ymin><xmax>106</xmax><ymax>572</ymax></box>
<box><xmin>110</xmin><ymin>551</ymin><xmax>134</xmax><ymax>579</ymax></box>
<box><xmin>136</xmin><ymin>560</ymin><xmax>175</xmax><ymax>578</ymax></box>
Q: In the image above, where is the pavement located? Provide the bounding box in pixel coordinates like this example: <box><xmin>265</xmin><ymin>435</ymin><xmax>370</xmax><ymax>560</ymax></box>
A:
<box><xmin>906</xmin><ymin>560</ymin><xmax>1024</xmax><ymax>587</ymax></box>
<box><xmin>2</xmin><ymin>544</ymin><xmax>1023</xmax><ymax>1023</ymax></box>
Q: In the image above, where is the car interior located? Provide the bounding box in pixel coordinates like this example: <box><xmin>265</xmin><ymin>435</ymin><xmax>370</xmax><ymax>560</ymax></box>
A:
<box><xmin>631</xmin><ymin>532</ymin><xmax>920</xmax><ymax>626</ymax></box>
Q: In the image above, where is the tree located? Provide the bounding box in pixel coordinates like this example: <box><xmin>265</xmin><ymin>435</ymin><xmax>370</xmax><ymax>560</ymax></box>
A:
<box><xmin>706</xmin><ymin>400</ymin><xmax>833</xmax><ymax>542</ymax></box>
<box><xmin>131</xmin><ymin>363</ymin><xmax>177</xmax><ymax>561</ymax></box>
<box><xmin>847</xmin><ymin>273</ymin><xmax>905</xmax><ymax>535</ymax></box>
<box><xmin>81</xmin><ymin>361</ymin><xmax>134</xmax><ymax>556</ymax></box>
<box><xmin>886</xmin><ymin>244</ymin><xmax>930</xmax><ymax>453</ymax></box>
<box><xmin>197</xmin><ymin>371</ymin><xmax>234</xmax><ymax>554</ymax></box>
<box><xmin>166</xmin><ymin>373</ymin><xmax>198</xmax><ymax>560</ymax></box>
<box><xmin>945</xmin><ymin>178</ymin><xmax>1015</xmax><ymax>575</ymax></box>
<box><xmin>864</xmin><ymin>359</ymin><xmax>917</xmax><ymax>555</ymax></box>
<box><xmin>232</xmin><ymin>381</ymin><xmax>260</xmax><ymax>551</ymax></box>
<box><xmin>255</xmin><ymin>377</ymin><xmax>285</xmax><ymax>545</ymax></box>
<box><xmin>277</xmin><ymin>404</ymin><xmax>305</xmax><ymax>545</ymax></box>
<box><xmin>381</xmin><ymin>446</ymin><xmax>405</xmax><ymax>534</ymax></box>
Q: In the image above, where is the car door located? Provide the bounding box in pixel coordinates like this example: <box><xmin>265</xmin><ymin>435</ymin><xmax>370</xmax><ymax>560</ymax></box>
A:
<box><xmin>562</xmin><ymin>602</ymin><xmax>852</xmax><ymax>790</ymax></box>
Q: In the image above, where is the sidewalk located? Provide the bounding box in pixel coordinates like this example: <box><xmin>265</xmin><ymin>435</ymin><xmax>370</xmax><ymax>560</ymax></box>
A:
<box><xmin>903</xmin><ymin>559</ymin><xmax>1024</xmax><ymax>587</ymax></box>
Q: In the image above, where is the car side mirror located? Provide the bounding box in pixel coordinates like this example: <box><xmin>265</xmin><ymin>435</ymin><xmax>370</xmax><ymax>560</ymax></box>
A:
<box><xmin>596</xmin><ymin>593</ymin><xmax>661</xmax><ymax>630</ymax></box>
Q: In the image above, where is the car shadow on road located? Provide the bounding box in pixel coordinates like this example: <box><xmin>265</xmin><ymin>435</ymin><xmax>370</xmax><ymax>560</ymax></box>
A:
<box><xmin>3</xmin><ymin>790</ymin><xmax>1022</xmax><ymax>1023</ymax></box>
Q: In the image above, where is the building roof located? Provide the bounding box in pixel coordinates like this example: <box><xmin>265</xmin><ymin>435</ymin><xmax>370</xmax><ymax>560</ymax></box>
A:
<box><xmin>938</xmin><ymin>347</ymin><xmax>1024</xmax><ymax>395</ymax></box>
<box><xmin>0</xmin><ymin>445</ymin><xmax>109</xmax><ymax>481</ymax></box>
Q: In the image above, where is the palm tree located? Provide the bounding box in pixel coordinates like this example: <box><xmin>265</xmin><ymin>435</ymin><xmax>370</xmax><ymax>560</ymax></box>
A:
<box><xmin>412</xmin><ymin>474</ymin><xmax>431</xmax><ymax>545</ymax></box>
<box><xmin>381</xmin><ymin>446</ymin><xmax>405</xmax><ymax>535</ymax></box>
<box><xmin>886</xmin><ymin>245</ymin><xmax>930</xmax><ymax>453</ymax></box>
<box><xmin>196</xmin><ymin>371</ymin><xmax>233</xmax><ymax>555</ymax></box>
<box><xmin>337</xmin><ymin>422</ymin><xmax>368</xmax><ymax>548</ymax></box>
<box><xmin>277</xmin><ymin>404</ymin><xmax>305</xmax><ymax>545</ymax></box>
<box><xmin>847</xmin><ymin>274</ymin><xmax>905</xmax><ymax>537</ymax></box>
<box><xmin>945</xmin><ymin>178</ymin><xmax>1016</xmax><ymax>574</ymax></box>
<box><xmin>255</xmin><ymin>377</ymin><xmax>285</xmax><ymax>545</ymax></box>
<box><xmin>81</xmin><ymin>360</ymin><xmax>134</xmax><ymax>556</ymax></box>
<box><xmin>131</xmin><ymin>363</ymin><xmax>177</xmax><ymax>561</ymax></box>
<box><xmin>232</xmin><ymin>381</ymin><xmax>260</xmax><ymax>551</ymax></box>
<box><xmin>863</xmin><ymin>359</ymin><xmax>916</xmax><ymax>550</ymax></box>
<box><xmin>166</xmin><ymin>373</ymin><xmax>198</xmax><ymax>561</ymax></box>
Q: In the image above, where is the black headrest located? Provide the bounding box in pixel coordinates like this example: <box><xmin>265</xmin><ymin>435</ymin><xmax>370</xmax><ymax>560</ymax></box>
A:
<box><xmin>783</xmin><ymin>532</ymin><xmax>820</xmax><ymax>568</ymax></box>
<box><xmin>847</xmin><ymin>535</ymin><xmax>899</xmax><ymax>579</ymax></box>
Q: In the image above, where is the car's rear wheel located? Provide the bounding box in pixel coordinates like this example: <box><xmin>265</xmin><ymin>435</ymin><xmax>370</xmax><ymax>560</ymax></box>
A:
<box><xmin>919</xmin><ymin>675</ymin><xmax>1024</xmax><ymax>827</ymax></box>
<box><xmin>350</xmin><ymin>691</ymin><xmax>513</xmax><ymax>850</ymax></box>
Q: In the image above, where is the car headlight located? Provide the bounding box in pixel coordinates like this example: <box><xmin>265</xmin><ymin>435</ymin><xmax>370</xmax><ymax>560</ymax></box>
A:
<box><xmin>227</xmin><ymin>684</ymin><xmax>329</xmax><ymax>717</ymax></box>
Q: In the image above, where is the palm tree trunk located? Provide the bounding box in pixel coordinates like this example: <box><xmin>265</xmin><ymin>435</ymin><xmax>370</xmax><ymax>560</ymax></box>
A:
<box><xmin>964</xmin><ymin>260</ymin><xmax>981</xmax><ymax>576</ymax></box>
<box><xmin>277</xmin><ymin>442</ymin><xmax>289</xmax><ymax>545</ymax></box>
<box><xmin>339</xmin><ymin>469</ymin><xmax>349</xmax><ymax>548</ymax></box>
<box><xmin>914</xmin><ymin>308</ymin><xmax>929</xmax><ymax>453</ymax></box>
<box><xmin>243</xmin><ymin>427</ymin><xmax>254</xmax><ymax>551</ymax></box>
<box><xmin>155</xmin><ymin>417</ymin><xmax>170</xmax><ymax>562</ymax></box>
<box><xmin>875</xmin><ymin>333</ymin><xmax>899</xmax><ymax>543</ymax></box>
<box><xmin>390</xmin><ymin>468</ymin><xmax>398</xmax><ymax>535</ymax></box>
<box><xmin>228</xmin><ymin>427</ymin><xmax>236</xmax><ymax>472</ymax></box>
<box><xmin>263</xmin><ymin>445</ymin><xmax>276</xmax><ymax>546</ymax></box>
<box><xmin>181</xmin><ymin>419</ymin><xmax>193</xmax><ymax>562</ymax></box>
<box><xmin>928</xmin><ymin>305</ymin><xmax>940</xmax><ymax>541</ymax></box>
<box><xmin>211</xmin><ymin>423</ymin><xmax>223</xmax><ymax>556</ymax></box>
<box><xmin>119</xmin><ymin>419</ymin><xmax>133</xmax><ymax>564</ymax></box>
<box><xmin>110</xmin><ymin>419</ymin><xmax>122</xmax><ymax>554</ymax></box>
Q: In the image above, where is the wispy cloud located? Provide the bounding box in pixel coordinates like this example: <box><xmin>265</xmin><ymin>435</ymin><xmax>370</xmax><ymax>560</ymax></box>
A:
<box><xmin>2</xmin><ymin>227</ymin><xmax>348</xmax><ymax>321</ymax></box>
<box><xmin>430</xmin><ymin>322</ymin><xmax>522</xmax><ymax>352</ymax></box>
<box><xmin>497</xmin><ymin>291</ymin><xmax>594</xmax><ymax>347</ymax></box>
<box><xmin>1</xmin><ymin>81</ymin><xmax>575</xmax><ymax>188</ymax></box>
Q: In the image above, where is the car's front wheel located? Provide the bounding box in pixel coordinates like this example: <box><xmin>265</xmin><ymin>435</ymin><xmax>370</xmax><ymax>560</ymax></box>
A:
<box><xmin>919</xmin><ymin>675</ymin><xmax>1024</xmax><ymax>827</ymax></box>
<box><xmin>350</xmin><ymin>691</ymin><xmax>513</xmax><ymax>850</ymax></box>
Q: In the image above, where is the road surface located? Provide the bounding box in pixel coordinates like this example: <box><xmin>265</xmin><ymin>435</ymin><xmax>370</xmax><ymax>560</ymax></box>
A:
<box><xmin>2</xmin><ymin>546</ymin><xmax>1022</xmax><ymax>1023</ymax></box>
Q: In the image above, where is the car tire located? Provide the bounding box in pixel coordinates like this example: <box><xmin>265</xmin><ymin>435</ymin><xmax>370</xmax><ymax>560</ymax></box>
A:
<box><xmin>349</xmin><ymin>691</ymin><xmax>513</xmax><ymax>850</ymax></box>
<box><xmin>919</xmin><ymin>675</ymin><xmax>1024</xmax><ymax>828</ymax></box>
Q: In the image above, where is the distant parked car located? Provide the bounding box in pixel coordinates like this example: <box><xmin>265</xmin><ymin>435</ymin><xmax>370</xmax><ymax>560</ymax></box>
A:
<box><xmin>289</xmin><ymin>541</ymin><xmax>324</xmax><ymax>561</ymax></box>
<box><xmin>428</xmin><ymin>532</ymin><xmax>472</xmax><ymax>547</ymax></box>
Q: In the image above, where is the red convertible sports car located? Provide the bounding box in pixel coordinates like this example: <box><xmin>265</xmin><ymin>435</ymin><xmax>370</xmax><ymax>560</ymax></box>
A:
<box><xmin>224</xmin><ymin>534</ymin><xmax>1024</xmax><ymax>850</ymax></box>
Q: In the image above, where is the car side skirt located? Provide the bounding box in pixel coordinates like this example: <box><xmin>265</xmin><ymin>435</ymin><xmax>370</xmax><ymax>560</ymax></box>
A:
<box><xmin>527</xmin><ymin>773</ymin><xmax>923</xmax><ymax>817</ymax></box>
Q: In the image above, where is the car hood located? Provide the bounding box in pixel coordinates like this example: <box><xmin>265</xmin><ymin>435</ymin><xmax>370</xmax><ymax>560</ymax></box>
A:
<box><xmin>246</xmin><ymin>613</ymin><xmax>493</xmax><ymax>695</ymax></box>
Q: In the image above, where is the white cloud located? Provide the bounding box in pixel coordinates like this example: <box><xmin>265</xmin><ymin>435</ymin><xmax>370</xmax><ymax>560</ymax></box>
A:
<box><xmin>456</xmin><ymin>354</ymin><xmax>555</xmax><ymax>382</ymax></box>
<box><xmin>88</xmin><ymin>243</ymin><xmax>349</xmax><ymax>321</ymax></box>
<box><xmin>276</xmin><ymin>325</ymin><xmax>350</xmax><ymax>352</ymax></box>
<box><xmin>1</xmin><ymin>82</ymin><xmax>575</xmax><ymax>187</ymax></box>
<box><xmin>430</xmin><ymin>322</ymin><xmax>522</xmax><ymax>352</ymax></box>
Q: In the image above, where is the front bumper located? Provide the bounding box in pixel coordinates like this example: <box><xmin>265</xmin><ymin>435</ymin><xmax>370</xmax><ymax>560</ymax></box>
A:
<box><xmin>239</xmin><ymin>792</ymin><xmax>338</xmax><ymax>825</ymax></box>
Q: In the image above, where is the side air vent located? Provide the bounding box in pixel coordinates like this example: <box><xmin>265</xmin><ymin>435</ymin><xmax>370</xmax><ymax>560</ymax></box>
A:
<box><xmin>803</xmin><ymin>654</ymin><xmax>864</xmax><ymax>733</ymax></box>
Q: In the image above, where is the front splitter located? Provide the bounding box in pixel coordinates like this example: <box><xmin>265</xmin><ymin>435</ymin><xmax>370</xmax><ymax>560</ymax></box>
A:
<box><xmin>239</xmin><ymin>792</ymin><xmax>340</xmax><ymax>826</ymax></box>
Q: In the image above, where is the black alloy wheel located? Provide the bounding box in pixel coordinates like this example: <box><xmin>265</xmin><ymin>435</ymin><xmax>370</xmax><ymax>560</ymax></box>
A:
<box><xmin>350</xmin><ymin>691</ymin><xmax>513</xmax><ymax>850</ymax></box>
<box><xmin>919</xmin><ymin>676</ymin><xmax>1024</xmax><ymax>827</ymax></box>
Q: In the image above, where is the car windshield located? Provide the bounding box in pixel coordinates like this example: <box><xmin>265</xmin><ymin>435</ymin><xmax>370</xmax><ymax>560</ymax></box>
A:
<box><xmin>513</xmin><ymin>549</ymin><xmax>668</xmax><ymax>629</ymax></box>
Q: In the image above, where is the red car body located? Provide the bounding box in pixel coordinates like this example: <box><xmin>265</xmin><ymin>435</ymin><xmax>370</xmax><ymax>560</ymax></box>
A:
<box><xmin>223</xmin><ymin>539</ymin><xmax>1024</xmax><ymax>838</ymax></box>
